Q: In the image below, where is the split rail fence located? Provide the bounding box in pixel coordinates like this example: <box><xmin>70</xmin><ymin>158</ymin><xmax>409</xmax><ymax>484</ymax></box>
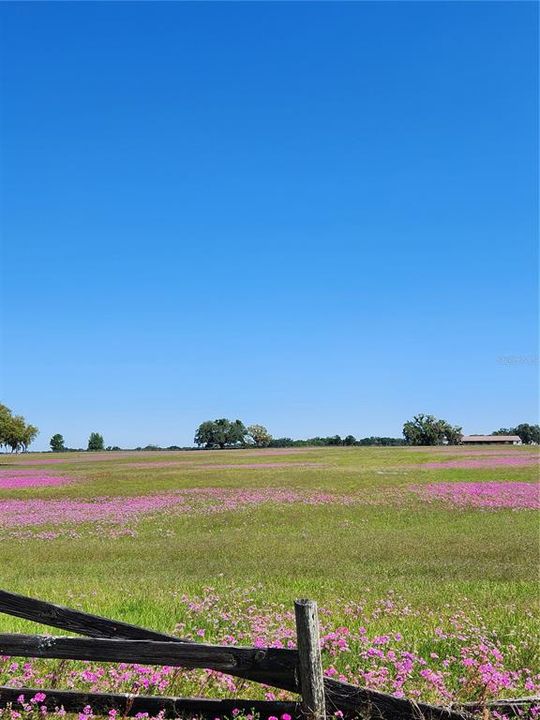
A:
<box><xmin>0</xmin><ymin>590</ymin><xmax>534</xmax><ymax>720</ymax></box>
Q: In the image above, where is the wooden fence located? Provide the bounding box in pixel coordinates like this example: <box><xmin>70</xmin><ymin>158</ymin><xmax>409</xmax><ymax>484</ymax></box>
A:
<box><xmin>0</xmin><ymin>590</ymin><xmax>534</xmax><ymax>720</ymax></box>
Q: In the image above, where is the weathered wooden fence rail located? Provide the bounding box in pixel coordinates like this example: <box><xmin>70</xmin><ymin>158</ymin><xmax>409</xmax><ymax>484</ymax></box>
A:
<box><xmin>0</xmin><ymin>687</ymin><xmax>301</xmax><ymax>720</ymax></box>
<box><xmin>0</xmin><ymin>634</ymin><xmax>297</xmax><ymax>685</ymax></box>
<box><xmin>0</xmin><ymin>589</ymin><xmax>535</xmax><ymax>720</ymax></box>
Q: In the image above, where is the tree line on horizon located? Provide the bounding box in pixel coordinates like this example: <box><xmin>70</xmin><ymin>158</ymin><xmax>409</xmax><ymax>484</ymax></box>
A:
<box><xmin>190</xmin><ymin>415</ymin><xmax>540</xmax><ymax>449</ymax></box>
<box><xmin>1</xmin><ymin>403</ymin><xmax>538</xmax><ymax>453</ymax></box>
<box><xmin>194</xmin><ymin>418</ymin><xmax>409</xmax><ymax>448</ymax></box>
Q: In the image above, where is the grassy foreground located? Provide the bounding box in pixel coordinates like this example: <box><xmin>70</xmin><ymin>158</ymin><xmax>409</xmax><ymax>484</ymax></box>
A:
<box><xmin>0</xmin><ymin>446</ymin><xmax>538</xmax><ymax>710</ymax></box>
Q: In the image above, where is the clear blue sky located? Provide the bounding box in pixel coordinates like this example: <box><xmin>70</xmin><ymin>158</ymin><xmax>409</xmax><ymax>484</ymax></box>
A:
<box><xmin>0</xmin><ymin>2</ymin><xmax>538</xmax><ymax>450</ymax></box>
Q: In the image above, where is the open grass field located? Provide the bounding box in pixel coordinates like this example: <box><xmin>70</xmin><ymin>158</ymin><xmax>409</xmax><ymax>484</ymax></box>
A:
<box><xmin>0</xmin><ymin>445</ymin><xmax>538</xmax><ymax>712</ymax></box>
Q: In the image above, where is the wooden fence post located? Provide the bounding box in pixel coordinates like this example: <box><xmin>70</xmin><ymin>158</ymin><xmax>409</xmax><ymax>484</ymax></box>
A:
<box><xmin>294</xmin><ymin>599</ymin><xmax>326</xmax><ymax>720</ymax></box>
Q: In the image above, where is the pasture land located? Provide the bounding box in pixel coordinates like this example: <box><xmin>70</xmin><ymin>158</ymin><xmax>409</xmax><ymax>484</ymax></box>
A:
<box><xmin>0</xmin><ymin>445</ymin><xmax>538</xmax><ymax>708</ymax></box>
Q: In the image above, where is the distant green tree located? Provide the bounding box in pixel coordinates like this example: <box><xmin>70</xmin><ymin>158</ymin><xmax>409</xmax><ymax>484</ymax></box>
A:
<box><xmin>403</xmin><ymin>414</ymin><xmax>462</xmax><ymax>446</ymax></box>
<box><xmin>50</xmin><ymin>434</ymin><xmax>66</xmax><ymax>452</ymax></box>
<box><xmin>7</xmin><ymin>416</ymin><xmax>38</xmax><ymax>452</ymax></box>
<box><xmin>343</xmin><ymin>435</ymin><xmax>357</xmax><ymax>446</ymax></box>
<box><xmin>194</xmin><ymin>419</ymin><xmax>247</xmax><ymax>449</ymax></box>
<box><xmin>23</xmin><ymin>423</ymin><xmax>38</xmax><ymax>451</ymax></box>
<box><xmin>87</xmin><ymin>432</ymin><xmax>104</xmax><ymax>451</ymax></box>
<box><xmin>228</xmin><ymin>419</ymin><xmax>247</xmax><ymax>446</ymax></box>
<box><xmin>0</xmin><ymin>405</ymin><xmax>11</xmax><ymax>445</ymax></box>
<box><xmin>0</xmin><ymin>404</ymin><xmax>39</xmax><ymax>452</ymax></box>
<box><xmin>194</xmin><ymin>420</ymin><xmax>219</xmax><ymax>448</ymax></box>
<box><xmin>514</xmin><ymin>424</ymin><xmax>540</xmax><ymax>445</ymax></box>
<box><xmin>246</xmin><ymin>424</ymin><xmax>272</xmax><ymax>447</ymax></box>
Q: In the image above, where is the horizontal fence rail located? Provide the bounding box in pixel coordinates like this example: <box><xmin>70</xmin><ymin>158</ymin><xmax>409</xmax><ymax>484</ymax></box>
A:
<box><xmin>323</xmin><ymin>678</ymin><xmax>473</xmax><ymax>720</ymax></box>
<box><xmin>0</xmin><ymin>634</ymin><xmax>297</xmax><ymax>677</ymax></box>
<box><xmin>453</xmin><ymin>697</ymin><xmax>539</xmax><ymax>718</ymax></box>
<box><xmin>0</xmin><ymin>589</ymin><xmax>534</xmax><ymax>720</ymax></box>
<box><xmin>0</xmin><ymin>687</ymin><xmax>302</xmax><ymax>720</ymax></box>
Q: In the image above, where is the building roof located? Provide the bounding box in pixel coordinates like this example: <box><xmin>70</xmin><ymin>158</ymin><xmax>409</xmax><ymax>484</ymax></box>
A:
<box><xmin>461</xmin><ymin>435</ymin><xmax>521</xmax><ymax>442</ymax></box>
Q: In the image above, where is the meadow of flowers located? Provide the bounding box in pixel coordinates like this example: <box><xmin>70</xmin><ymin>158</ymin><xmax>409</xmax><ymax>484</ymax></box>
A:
<box><xmin>0</xmin><ymin>480</ymin><xmax>536</xmax><ymax>540</ymax></box>
<box><xmin>0</xmin><ymin>446</ymin><xmax>538</xmax><ymax>719</ymax></box>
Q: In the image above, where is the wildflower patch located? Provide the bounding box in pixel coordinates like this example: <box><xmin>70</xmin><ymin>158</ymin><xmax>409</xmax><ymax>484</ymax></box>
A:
<box><xmin>410</xmin><ymin>482</ymin><xmax>539</xmax><ymax>509</ymax></box>
<box><xmin>0</xmin><ymin>473</ymin><xmax>72</xmax><ymax>490</ymax></box>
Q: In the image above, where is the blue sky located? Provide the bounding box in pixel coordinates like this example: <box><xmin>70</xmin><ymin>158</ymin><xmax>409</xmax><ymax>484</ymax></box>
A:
<box><xmin>1</xmin><ymin>2</ymin><xmax>538</xmax><ymax>450</ymax></box>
